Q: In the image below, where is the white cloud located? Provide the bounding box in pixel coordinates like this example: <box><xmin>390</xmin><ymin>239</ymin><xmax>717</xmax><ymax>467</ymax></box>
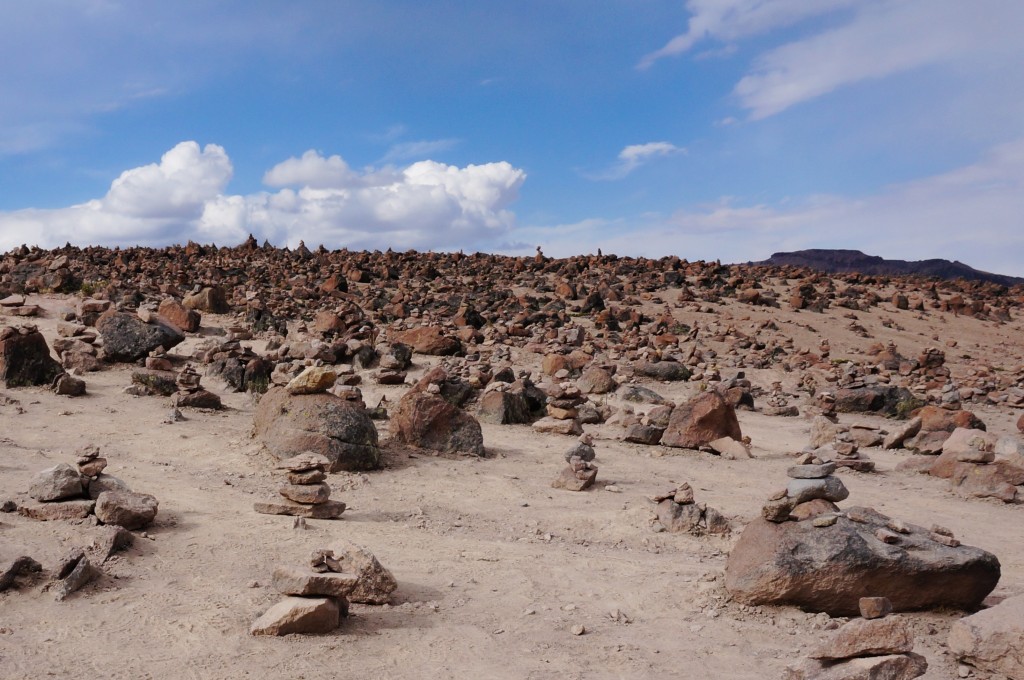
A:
<box><xmin>638</xmin><ymin>0</ymin><xmax>861</xmax><ymax>69</ymax></box>
<box><xmin>642</xmin><ymin>0</ymin><xmax>1024</xmax><ymax>120</ymax></box>
<box><xmin>263</xmin><ymin>150</ymin><xmax>358</xmax><ymax>189</ymax></box>
<box><xmin>520</xmin><ymin>138</ymin><xmax>1024</xmax><ymax>277</ymax></box>
<box><xmin>0</xmin><ymin>141</ymin><xmax>527</xmax><ymax>253</ymax></box>
<box><xmin>379</xmin><ymin>139</ymin><xmax>460</xmax><ymax>164</ymax></box>
<box><xmin>589</xmin><ymin>141</ymin><xmax>686</xmax><ymax>180</ymax></box>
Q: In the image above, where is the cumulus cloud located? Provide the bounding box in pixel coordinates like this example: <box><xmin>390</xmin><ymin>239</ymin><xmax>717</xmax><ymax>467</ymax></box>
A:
<box><xmin>588</xmin><ymin>142</ymin><xmax>686</xmax><ymax>180</ymax></box>
<box><xmin>0</xmin><ymin>141</ymin><xmax>527</xmax><ymax>253</ymax></box>
<box><xmin>520</xmin><ymin>138</ymin><xmax>1024</xmax><ymax>276</ymax></box>
<box><xmin>262</xmin><ymin>150</ymin><xmax>359</xmax><ymax>189</ymax></box>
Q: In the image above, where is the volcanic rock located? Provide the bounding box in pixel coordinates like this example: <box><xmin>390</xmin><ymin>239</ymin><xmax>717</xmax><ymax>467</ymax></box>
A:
<box><xmin>96</xmin><ymin>311</ymin><xmax>184</xmax><ymax>362</ymax></box>
<box><xmin>254</xmin><ymin>387</ymin><xmax>381</xmax><ymax>471</ymax></box>
<box><xmin>661</xmin><ymin>390</ymin><xmax>742</xmax><ymax>449</ymax></box>
<box><xmin>725</xmin><ymin>507</ymin><xmax>1000</xmax><ymax>615</ymax></box>
<box><xmin>0</xmin><ymin>325</ymin><xmax>63</xmax><ymax>387</ymax></box>
<box><xmin>391</xmin><ymin>390</ymin><xmax>484</xmax><ymax>456</ymax></box>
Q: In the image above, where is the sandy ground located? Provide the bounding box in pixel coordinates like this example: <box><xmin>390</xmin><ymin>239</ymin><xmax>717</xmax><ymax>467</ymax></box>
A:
<box><xmin>1</xmin><ymin>291</ymin><xmax>1023</xmax><ymax>680</ymax></box>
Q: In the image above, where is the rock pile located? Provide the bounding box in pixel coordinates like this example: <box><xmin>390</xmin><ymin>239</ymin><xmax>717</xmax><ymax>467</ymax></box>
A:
<box><xmin>551</xmin><ymin>434</ymin><xmax>598</xmax><ymax>491</ymax></box>
<box><xmin>784</xmin><ymin>599</ymin><xmax>927</xmax><ymax>679</ymax></box>
<box><xmin>251</xmin><ymin>549</ymin><xmax>357</xmax><ymax>636</ymax></box>
<box><xmin>251</xmin><ymin>542</ymin><xmax>397</xmax><ymax>635</ymax></box>
<box><xmin>650</xmin><ymin>482</ymin><xmax>730</xmax><ymax>535</ymax></box>
<box><xmin>19</xmin><ymin>446</ymin><xmax>157</xmax><ymax>529</ymax></box>
<box><xmin>761</xmin><ymin>458</ymin><xmax>850</xmax><ymax>523</ymax></box>
<box><xmin>254</xmin><ymin>452</ymin><xmax>346</xmax><ymax>519</ymax></box>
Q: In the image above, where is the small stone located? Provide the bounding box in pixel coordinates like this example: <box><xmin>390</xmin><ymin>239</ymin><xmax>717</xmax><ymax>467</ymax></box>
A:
<box><xmin>279</xmin><ymin>482</ymin><xmax>331</xmax><ymax>505</ymax></box>
<box><xmin>931</xmin><ymin>532</ymin><xmax>960</xmax><ymax>547</ymax></box>
<box><xmin>272</xmin><ymin>566</ymin><xmax>358</xmax><ymax>597</ymax></box>
<box><xmin>571</xmin><ymin>624</ymin><xmax>586</xmax><ymax>636</ymax></box>
<box><xmin>812</xmin><ymin>515</ymin><xmax>838</xmax><ymax>528</ymax></box>
<box><xmin>253</xmin><ymin>499</ymin><xmax>346</xmax><ymax>519</ymax></box>
<box><xmin>94</xmin><ymin>491</ymin><xmax>158</xmax><ymax>530</ymax></box>
<box><xmin>787</xmin><ymin>462</ymin><xmax>837</xmax><ymax>479</ymax></box>
<box><xmin>250</xmin><ymin>596</ymin><xmax>341</xmax><ymax>636</ymax></box>
<box><xmin>859</xmin><ymin>596</ymin><xmax>893</xmax><ymax>620</ymax></box>
<box><xmin>875</xmin><ymin>528</ymin><xmax>901</xmax><ymax>544</ymax></box>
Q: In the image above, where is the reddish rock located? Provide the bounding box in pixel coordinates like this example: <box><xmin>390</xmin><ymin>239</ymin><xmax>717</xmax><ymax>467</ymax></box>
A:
<box><xmin>250</xmin><ymin>596</ymin><xmax>340</xmax><ymax>636</ymax></box>
<box><xmin>390</xmin><ymin>390</ymin><xmax>484</xmax><ymax>456</ymax></box>
<box><xmin>157</xmin><ymin>298</ymin><xmax>200</xmax><ymax>332</ymax></box>
<box><xmin>662</xmin><ymin>391</ymin><xmax>742</xmax><ymax>449</ymax></box>
<box><xmin>183</xmin><ymin>286</ymin><xmax>230</xmax><ymax>314</ymax></box>
<box><xmin>915</xmin><ymin>405</ymin><xmax>986</xmax><ymax>433</ymax></box>
<box><xmin>392</xmin><ymin>326</ymin><xmax>461</xmax><ymax>356</ymax></box>
<box><xmin>948</xmin><ymin>594</ymin><xmax>1024</xmax><ymax>679</ymax></box>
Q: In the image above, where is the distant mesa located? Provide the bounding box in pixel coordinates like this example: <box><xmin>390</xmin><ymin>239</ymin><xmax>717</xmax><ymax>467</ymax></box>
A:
<box><xmin>755</xmin><ymin>249</ymin><xmax>1024</xmax><ymax>287</ymax></box>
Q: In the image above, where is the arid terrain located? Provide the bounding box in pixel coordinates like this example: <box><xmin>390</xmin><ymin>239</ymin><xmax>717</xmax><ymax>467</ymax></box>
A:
<box><xmin>2</xmin><ymin>244</ymin><xmax>1023</xmax><ymax>679</ymax></box>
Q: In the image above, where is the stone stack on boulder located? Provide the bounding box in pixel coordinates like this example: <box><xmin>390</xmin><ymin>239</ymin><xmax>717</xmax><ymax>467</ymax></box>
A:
<box><xmin>784</xmin><ymin>600</ymin><xmax>927</xmax><ymax>679</ymax></box>
<box><xmin>726</xmin><ymin>502</ymin><xmax>1000</xmax><ymax>615</ymax></box>
<box><xmin>551</xmin><ymin>434</ymin><xmax>598</xmax><ymax>491</ymax></box>
<box><xmin>651</xmin><ymin>482</ymin><xmax>730</xmax><ymax>535</ymax></box>
<box><xmin>251</xmin><ymin>549</ymin><xmax>357</xmax><ymax>636</ymax></box>
<box><xmin>254</xmin><ymin>453</ymin><xmax>347</xmax><ymax>519</ymax></box>
<box><xmin>761</xmin><ymin>458</ymin><xmax>850</xmax><ymax>523</ymax></box>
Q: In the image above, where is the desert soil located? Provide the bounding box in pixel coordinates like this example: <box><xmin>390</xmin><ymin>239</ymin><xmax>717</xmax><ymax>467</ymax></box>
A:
<box><xmin>2</xmin><ymin>291</ymin><xmax>1023</xmax><ymax>680</ymax></box>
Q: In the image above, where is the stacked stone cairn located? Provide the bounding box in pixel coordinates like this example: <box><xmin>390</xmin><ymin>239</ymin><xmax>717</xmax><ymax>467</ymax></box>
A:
<box><xmin>173</xmin><ymin>363</ymin><xmax>222</xmax><ymax>409</ymax></box>
<box><xmin>251</xmin><ymin>549</ymin><xmax>357</xmax><ymax>636</ymax></box>
<box><xmin>253</xmin><ymin>452</ymin><xmax>346</xmax><ymax>519</ymax></box>
<box><xmin>551</xmin><ymin>434</ymin><xmax>598</xmax><ymax>491</ymax></box>
<box><xmin>784</xmin><ymin>597</ymin><xmax>927</xmax><ymax>679</ymax></box>
<box><xmin>19</xmin><ymin>445</ymin><xmax>158</xmax><ymax>530</ymax></box>
<box><xmin>651</xmin><ymin>482</ymin><xmax>730</xmax><ymax>535</ymax></box>
<box><xmin>763</xmin><ymin>455</ymin><xmax>850</xmax><ymax>524</ymax></box>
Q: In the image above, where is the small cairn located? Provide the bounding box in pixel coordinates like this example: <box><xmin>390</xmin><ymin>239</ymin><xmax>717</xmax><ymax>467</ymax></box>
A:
<box><xmin>650</xmin><ymin>482</ymin><xmax>730</xmax><ymax>535</ymax></box>
<box><xmin>551</xmin><ymin>434</ymin><xmax>598</xmax><ymax>491</ymax></box>
<box><xmin>173</xmin><ymin>363</ymin><xmax>223</xmax><ymax>409</ymax></box>
<box><xmin>251</xmin><ymin>549</ymin><xmax>358</xmax><ymax>636</ymax></box>
<box><xmin>817</xmin><ymin>441</ymin><xmax>875</xmax><ymax>473</ymax></box>
<box><xmin>784</xmin><ymin>597</ymin><xmax>927</xmax><ymax>679</ymax></box>
<box><xmin>253</xmin><ymin>452</ymin><xmax>346</xmax><ymax>519</ymax></box>
<box><xmin>762</xmin><ymin>455</ymin><xmax>850</xmax><ymax>523</ymax></box>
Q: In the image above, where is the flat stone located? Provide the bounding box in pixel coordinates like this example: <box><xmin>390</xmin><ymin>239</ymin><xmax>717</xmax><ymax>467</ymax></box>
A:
<box><xmin>787</xmin><ymin>462</ymin><xmax>837</xmax><ymax>479</ymax></box>
<box><xmin>18</xmin><ymin>499</ymin><xmax>95</xmax><ymax>521</ymax></box>
<box><xmin>279</xmin><ymin>482</ymin><xmax>331</xmax><ymax>505</ymax></box>
<box><xmin>784</xmin><ymin>653</ymin><xmax>927</xmax><ymax>680</ymax></box>
<box><xmin>253</xmin><ymin>499</ymin><xmax>346</xmax><ymax>519</ymax></box>
<box><xmin>809</xmin><ymin>615</ymin><xmax>915</xmax><ymax>660</ymax></box>
<box><xmin>532</xmin><ymin>417</ymin><xmax>583</xmax><ymax>436</ymax></box>
<box><xmin>287</xmin><ymin>469</ymin><xmax>326</xmax><ymax>485</ymax></box>
<box><xmin>272</xmin><ymin>567</ymin><xmax>359</xmax><ymax>597</ymax></box>
<box><xmin>786</xmin><ymin>476</ymin><xmax>850</xmax><ymax>504</ymax></box>
<box><xmin>275</xmin><ymin>452</ymin><xmax>330</xmax><ymax>473</ymax></box>
<box><xmin>250</xmin><ymin>596</ymin><xmax>340</xmax><ymax>636</ymax></box>
<box><xmin>286</xmin><ymin>366</ymin><xmax>337</xmax><ymax>395</ymax></box>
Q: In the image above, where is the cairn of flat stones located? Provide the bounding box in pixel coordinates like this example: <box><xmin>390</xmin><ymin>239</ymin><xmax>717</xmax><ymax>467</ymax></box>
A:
<box><xmin>253</xmin><ymin>452</ymin><xmax>346</xmax><ymax>519</ymax></box>
<box><xmin>251</xmin><ymin>549</ymin><xmax>358</xmax><ymax>636</ymax></box>
<box><xmin>551</xmin><ymin>434</ymin><xmax>598</xmax><ymax>491</ymax></box>
<box><xmin>762</xmin><ymin>456</ymin><xmax>850</xmax><ymax>523</ymax></box>
<box><xmin>784</xmin><ymin>597</ymin><xmax>926</xmax><ymax>679</ymax></box>
<box><xmin>650</xmin><ymin>482</ymin><xmax>730</xmax><ymax>535</ymax></box>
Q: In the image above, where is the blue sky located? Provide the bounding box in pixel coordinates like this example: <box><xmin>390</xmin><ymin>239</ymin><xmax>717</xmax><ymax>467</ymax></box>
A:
<box><xmin>2</xmin><ymin>1</ymin><xmax>1024</xmax><ymax>275</ymax></box>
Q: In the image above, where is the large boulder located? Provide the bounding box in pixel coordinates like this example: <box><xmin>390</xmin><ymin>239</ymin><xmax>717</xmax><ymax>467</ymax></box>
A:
<box><xmin>392</xmin><ymin>326</ymin><xmax>461</xmax><ymax>356</ymax></box>
<box><xmin>183</xmin><ymin>286</ymin><xmax>230</xmax><ymax>314</ymax></box>
<box><xmin>95</xmin><ymin>311</ymin><xmax>184</xmax><ymax>362</ymax></box>
<box><xmin>157</xmin><ymin>298</ymin><xmax>200</xmax><ymax>333</ymax></box>
<box><xmin>477</xmin><ymin>390</ymin><xmax>531</xmax><ymax>425</ymax></box>
<box><xmin>916</xmin><ymin>405</ymin><xmax>986</xmax><ymax>433</ymax></box>
<box><xmin>661</xmin><ymin>390</ymin><xmax>742</xmax><ymax>449</ymax></box>
<box><xmin>948</xmin><ymin>594</ymin><xmax>1024</xmax><ymax>679</ymax></box>
<box><xmin>391</xmin><ymin>390</ymin><xmax>484</xmax><ymax>456</ymax></box>
<box><xmin>634</xmin><ymin>360</ymin><xmax>691</xmax><ymax>382</ymax></box>
<box><xmin>255</xmin><ymin>387</ymin><xmax>381</xmax><ymax>472</ymax></box>
<box><xmin>0</xmin><ymin>325</ymin><xmax>62</xmax><ymax>388</ymax></box>
<box><xmin>725</xmin><ymin>507</ymin><xmax>1000</xmax><ymax>615</ymax></box>
<box><xmin>832</xmin><ymin>386</ymin><xmax>916</xmax><ymax>417</ymax></box>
